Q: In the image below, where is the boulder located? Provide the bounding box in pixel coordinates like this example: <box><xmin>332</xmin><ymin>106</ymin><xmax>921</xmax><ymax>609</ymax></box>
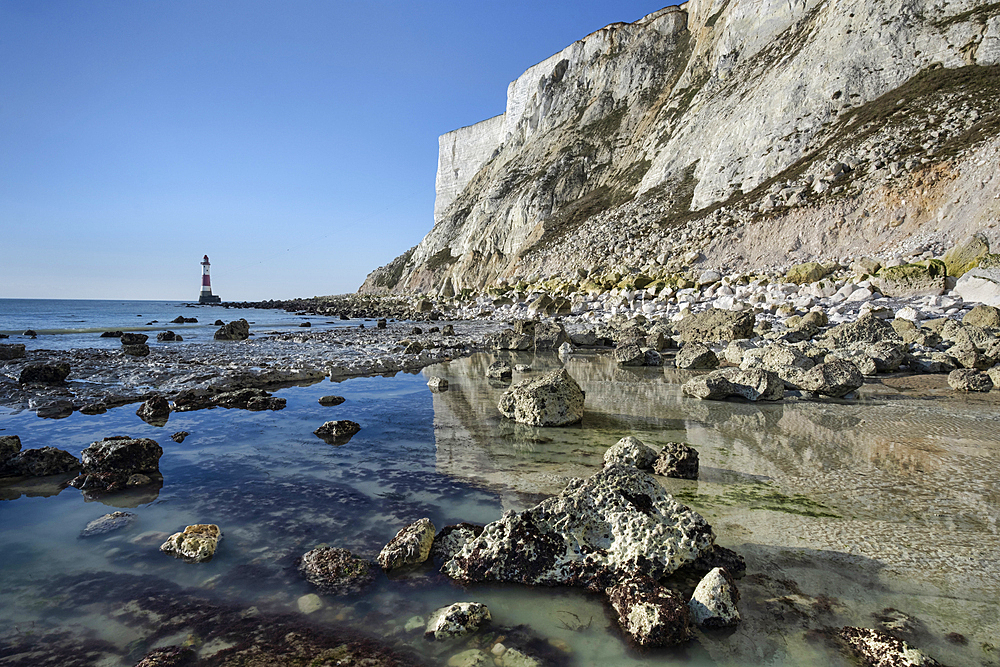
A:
<box><xmin>18</xmin><ymin>362</ymin><xmax>70</xmax><ymax>384</ymax></box>
<box><xmin>160</xmin><ymin>524</ymin><xmax>222</xmax><ymax>563</ymax></box>
<box><xmin>80</xmin><ymin>511</ymin><xmax>138</xmax><ymax>538</ymax></box>
<box><xmin>120</xmin><ymin>333</ymin><xmax>149</xmax><ymax>345</ymax></box>
<box><xmin>838</xmin><ymin>627</ymin><xmax>943</xmax><ymax>667</ymax></box>
<box><xmin>313</xmin><ymin>420</ymin><xmax>361</xmax><ymax>444</ymax></box>
<box><xmin>441</xmin><ymin>465</ymin><xmax>715</xmax><ymax>590</ymax></box>
<box><xmin>850</xmin><ymin>257</ymin><xmax>882</xmax><ymax>277</ymax></box>
<box><xmin>613</xmin><ymin>341</ymin><xmax>646</xmax><ymax>366</ymax></box>
<box><xmin>136</xmin><ymin>396</ymin><xmax>171</xmax><ymax>424</ymax></box>
<box><xmin>497</xmin><ymin>368</ymin><xmax>585</xmax><ymax>427</ymax></box>
<box><xmin>533</xmin><ymin>321</ymin><xmax>570</xmax><ymax>351</ymax></box>
<box><xmin>425</xmin><ymin>602</ymin><xmax>491</xmax><ymax>640</ymax></box>
<box><xmin>675</xmin><ymin>309</ymin><xmax>755</xmax><ymax>342</ymax></box>
<box><xmin>0</xmin><ymin>434</ymin><xmax>21</xmax><ymax>462</ymax></box>
<box><xmin>486</xmin><ymin>361</ymin><xmax>513</xmax><ymax>380</ymax></box>
<box><xmin>80</xmin><ymin>437</ymin><xmax>163</xmax><ymax>474</ymax></box>
<box><xmin>491</xmin><ymin>329</ymin><xmax>533</xmax><ymax>351</ymax></box>
<box><xmin>298</xmin><ymin>546</ymin><xmax>375</xmax><ymax>595</ymax></box>
<box><xmin>652</xmin><ymin>442</ymin><xmax>699</xmax><ymax>480</ymax></box>
<box><xmin>824</xmin><ymin>348</ymin><xmax>878</xmax><ymax>376</ymax></box>
<box><xmin>954</xmin><ymin>254</ymin><xmax>1000</xmax><ymax>306</ymax></box>
<box><xmin>377</xmin><ymin>517</ymin><xmax>436</xmax><ymax>571</ymax></box>
<box><xmin>603</xmin><ymin>436</ymin><xmax>657</xmax><ymax>470</ymax></box>
<box><xmin>0</xmin><ymin>446</ymin><xmax>80</xmax><ymax>478</ymax></box>
<box><xmin>607</xmin><ymin>575</ymin><xmax>692</xmax><ymax>647</ymax></box>
<box><xmin>171</xmin><ymin>431</ymin><xmax>189</xmax><ymax>443</ymax></box>
<box><xmin>99</xmin><ymin>330</ymin><xmax>123</xmax><ymax>338</ymax></box>
<box><xmin>675</xmin><ymin>343</ymin><xmax>719</xmax><ymax>370</ymax></box>
<box><xmin>246</xmin><ymin>396</ymin><xmax>286</xmax><ymax>411</ymax></box>
<box><xmin>682</xmin><ymin>368</ymin><xmax>784</xmax><ymax>401</ymax></box>
<box><xmin>156</xmin><ymin>331</ymin><xmax>177</xmax><ymax>342</ymax></box>
<box><xmin>824</xmin><ymin>312</ymin><xmax>901</xmax><ymax>347</ymax></box>
<box><xmin>427</xmin><ymin>376</ymin><xmax>449</xmax><ymax>391</ymax></box>
<box><xmin>799</xmin><ymin>359</ymin><xmax>864</xmax><ymax>397</ymax></box>
<box><xmin>431</xmin><ymin>523</ymin><xmax>484</xmax><ymax>563</ymax></box>
<box><xmin>942</xmin><ymin>232</ymin><xmax>990</xmax><ymax>278</ymax></box>
<box><xmin>785</xmin><ymin>262</ymin><xmax>826</xmax><ymax>284</ymax></box>
<box><xmin>963</xmin><ymin>304</ymin><xmax>1000</xmax><ymax>329</ymax></box>
<box><xmin>689</xmin><ymin>567</ymin><xmax>741</xmax><ymax>628</ymax></box>
<box><xmin>318</xmin><ymin>395</ymin><xmax>346</xmax><ymax>406</ymax></box>
<box><xmin>947</xmin><ymin>368</ymin><xmax>993</xmax><ymax>392</ymax></box>
<box><xmin>214</xmin><ymin>319</ymin><xmax>250</xmax><ymax>341</ymax></box>
<box><xmin>873</xmin><ymin>262</ymin><xmax>946</xmax><ymax>297</ymax></box>
<box><xmin>0</xmin><ymin>343</ymin><xmax>26</xmax><ymax>360</ymax></box>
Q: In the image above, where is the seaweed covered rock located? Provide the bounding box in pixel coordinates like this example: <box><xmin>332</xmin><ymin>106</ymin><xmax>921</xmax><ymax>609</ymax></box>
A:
<box><xmin>442</xmin><ymin>465</ymin><xmax>715</xmax><ymax>590</ymax></box>
<box><xmin>0</xmin><ymin>446</ymin><xmax>80</xmax><ymax>478</ymax></box>
<box><xmin>80</xmin><ymin>437</ymin><xmax>162</xmax><ymax>474</ymax></box>
<box><xmin>160</xmin><ymin>524</ymin><xmax>222</xmax><ymax>563</ymax></box>
<box><xmin>689</xmin><ymin>567</ymin><xmax>740</xmax><ymax>628</ymax></box>
<box><xmin>18</xmin><ymin>362</ymin><xmax>70</xmax><ymax>385</ymax></box>
<box><xmin>497</xmin><ymin>368</ymin><xmax>585</xmax><ymax>426</ymax></box>
<box><xmin>377</xmin><ymin>517</ymin><xmax>436</xmax><ymax>571</ymax></box>
<box><xmin>838</xmin><ymin>627</ymin><xmax>943</xmax><ymax>667</ymax></box>
<box><xmin>298</xmin><ymin>546</ymin><xmax>375</xmax><ymax>595</ymax></box>
<box><xmin>431</xmin><ymin>523</ymin><xmax>484</xmax><ymax>563</ymax></box>
<box><xmin>607</xmin><ymin>575</ymin><xmax>692</xmax><ymax>647</ymax></box>
<box><xmin>214</xmin><ymin>318</ymin><xmax>250</xmax><ymax>341</ymax></box>
<box><xmin>136</xmin><ymin>395</ymin><xmax>171</xmax><ymax>425</ymax></box>
<box><xmin>314</xmin><ymin>420</ymin><xmax>361</xmax><ymax>444</ymax></box>
<box><xmin>653</xmin><ymin>442</ymin><xmax>699</xmax><ymax>480</ymax></box>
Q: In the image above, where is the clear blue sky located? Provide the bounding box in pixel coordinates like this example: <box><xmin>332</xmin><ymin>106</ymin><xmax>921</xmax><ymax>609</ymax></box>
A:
<box><xmin>1</xmin><ymin>1</ymin><xmax>672</xmax><ymax>301</ymax></box>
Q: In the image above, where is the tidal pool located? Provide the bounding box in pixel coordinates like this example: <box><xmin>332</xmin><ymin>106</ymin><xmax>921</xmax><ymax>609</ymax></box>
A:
<box><xmin>1</xmin><ymin>352</ymin><xmax>997</xmax><ymax>666</ymax></box>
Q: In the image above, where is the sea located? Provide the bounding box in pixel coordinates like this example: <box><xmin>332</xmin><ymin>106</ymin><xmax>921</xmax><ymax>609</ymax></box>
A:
<box><xmin>0</xmin><ymin>299</ymin><xmax>998</xmax><ymax>666</ymax></box>
<box><xmin>0</xmin><ymin>298</ymin><xmax>362</xmax><ymax>351</ymax></box>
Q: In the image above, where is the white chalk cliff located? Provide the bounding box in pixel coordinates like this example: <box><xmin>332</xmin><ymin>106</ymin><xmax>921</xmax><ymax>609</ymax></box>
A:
<box><xmin>361</xmin><ymin>0</ymin><xmax>1000</xmax><ymax>295</ymax></box>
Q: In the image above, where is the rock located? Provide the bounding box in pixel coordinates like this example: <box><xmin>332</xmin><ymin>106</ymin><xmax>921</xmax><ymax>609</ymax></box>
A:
<box><xmin>18</xmin><ymin>362</ymin><xmax>70</xmax><ymax>384</ymax></box>
<box><xmin>170</xmin><ymin>431</ymin><xmax>189</xmax><ymax>443</ymax></box>
<box><xmin>134</xmin><ymin>646</ymin><xmax>197</xmax><ymax>667</ymax></box>
<box><xmin>246</xmin><ymin>396</ymin><xmax>286</xmax><ymax>411</ymax></box>
<box><xmin>160</xmin><ymin>524</ymin><xmax>222</xmax><ymax>563</ymax></box>
<box><xmin>652</xmin><ymin>442</ymin><xmax>699</xmax><ymax>479</ymax></box>
<box><xmin>947</xmin><ymin>368</ymin><xmax>993</xmax><ymax>392</ymax></box>
<box><xmin>122</xmin><ymin>344</ymin><xmax>150</xmax><ymax>357</ymax></box>
<box><xmin>864</xmin><ymin>342</ymin><xmax>905</xmax><ymax>373</ymax></box>
<box><xmin>607</xmin><ymin>575</ymin><xmax>692</xmax><ymax>647</ymax></box>
<box><xmin>156</xmin><ymin>331</ymin><xmax>177</xmax><ymax>342</ymax></box>
<box><xmin>442</xmin><ymin>324</ymin><xmax>455</xmax><ymax>335</ymax></box>
<box><xmin>497</xmin><ymin>368</ymin><xmax>585</xmax><ymax>427</ymax></box>
<box><xmin>838</xmin><ymin>627</ymin><xmax>943</xmax><ymax>667</ymax></box>
<box><xmin>81</xmin><ymin>437</ymin><xmax>162</xmax><ymax>474</ymax></box>
<box><xmin>675</xmin><ymin>309</ymin><xmax>755</xmax><ymax>342</ymax></box>
<box><xmin>799</xmin><ymin>359</ymin><xmax>864</xmax><ymax>397</ymax></box>
<box><xmin>318</xmin><ymin>395</ymin><xmax>346</xmax><ymax>406</ymax></box>
<box><xmin>299</xmin><ymin>321</ymin><xmax>311</xmax><ymax>327</ymax></box>
<box><xmin>850</xmin><ymin>257</ymin><xmax>882</xmax><ymax>277</ymax></box>
<box><xmin>954</xmin><ymin>254</ymin><xmax>1000</xmax><ymax>306</ymax></box>
<box><xmin>214</xmin><ymin>319</ymin><xmax>250</xmax><ymax>341</ymax></box>
<box><xmin>0</xmin><ymin>343</ymin><xmax>26</xmax><ymax>360</ymax></box>
<box><xmin>492</xmin><ymin>329</ymin><xmax>533</xmax><ymax>351</ymax></box>
<box><xmin>825</xmin><ymin>348</ymin><xmax>878</xmax><ymax>376</ymax></box>
<box><xmin>442</xmin><ymin>465</ymin><xmax>715</xmax><ymax>590</ymax></box>
<box><xmin>689</xmin><ymin>567</ymin><xmax>740</xmax><ymax>628</ymax></box>
<box><xmin>377</xmin><ymin>517</ymin><xmax>436</xmax><ymax>571</ymax></box>
<box><xmin>120</xmin><ymin>333</ymin><xmax>149</xmax><ymax>345</ymax></box>
<box><xmin>99</xmin><ymin>330</ymin><xmax>123</xmax><ymax>338</ymax></box>
<box><xmin>136</xmin><ymin>396</ymin><xmax>171</xmax><ymax>424</ymax></box>
<box><xmin>675</xmin><ymin>343</ymin><xmax>719</xmax><ymax>370</ymax></box>
<box><xmin>873</xmin><ymin>262</ymin><xmax>946</xmax><ymax>297</ymax></box>
<box><xmin>403</xmin><ymin>341</ymin><xmax>424</xmax><ymax>355</ymax></box>
<box><xmin>425</xmin><ymin>602</ymin><xmax>491</xmax><ymax>640</ymax></box>
<box><xmin>80</xmin><ymin>511</ymin><xmax>138</xmax><ymax>538</ymax></box>
<box><xmin>682</xmin><ymin>368</ymin><xmax>784</xmax><ymax>401</ymax></box>
<box><xmin>825</xmin><ymin>312</ymin><xmax>901</xmax><ymax>347</ymax></box>
<box><xmin>81</xmin><ymin>404</ymin><xmax>108</xmax><ymax>416</ymax></box>
<box><xmin>35</xmin><ymin>400</ymin><xmax>74</xmax><ymax>419</ymax></box>
<box><xmin>213</xmin><ymin>319</ymin><xmax>224</xmax><ymax>326</ymax></box>
<box><xmin>613</xmin><ymin>341</ymin><xmax>646</xmax><ymax>366</ymax></box>
<box><xmin>942</xmin><ymin>232</ymin><xmax>990</xmax><ymax>278</ymax></box>
<box><xmin>0</xmin><ymin>446</ymin><xmax>80</xmax><ymax>478</ymax></box>
<box><xmin>603</xmin><ymin>436</ymin><xmax>657</xmax><ymax>470</ymax></box>
<box><xmin>486</xmin><ymin>361</ymin><xmax>513</xmax><ymax>380</ymax></box>
<box><xmin>431</xmin><ymin>523</ymin><xmax>484</xmax><ymax>562</ymax></box>
<box><xmin>446</xmin><ymin>649</ymin><xmax>492</xmax><ymax>667</ymax></box>
<box><xmin>0</xmin><ymin>434</ymin><xmax>21</xmax><ymax>462</ymax></box>
<box><xmin>962</xmin><ymin>304</ymin><xmax>1000</xmax><ymax>329</ymax></box>
<box><xmin>313</xmin><ymin>420</ymin><xmax>361</xmax><ymax>444</ymax></box>
<box><xmin>785</xmin><ymin>262</ymin><xmax>826</xmax><ymax>284</ymax></box>
<box><xmin>533</xmin><ymin>321</ymin><xmax>570</xmax><ymax>351</ymax></box>
<box><xmin>297</xmin><ymin>593</ymin><xmax>323</xmax><ymax>614</ymax></box>
<box><xmin>298</xmin><ymin>546</ymin><xmax>375</xmax><ymax>595</ymax></box>
<box><xmin>427</xmin><ymin>376</ymin><xmax>449</xmax><ymax>391</ymax></box>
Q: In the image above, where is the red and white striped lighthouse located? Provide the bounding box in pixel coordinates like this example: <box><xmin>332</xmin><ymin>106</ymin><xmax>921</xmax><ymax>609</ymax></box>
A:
<box><xmin>198</xmin><ymin>255</ymin><xmax>222</xmax><ymax>304</ymax></box>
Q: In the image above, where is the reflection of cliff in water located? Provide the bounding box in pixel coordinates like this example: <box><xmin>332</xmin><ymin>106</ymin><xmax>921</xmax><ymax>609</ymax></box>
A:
<box><xmin>425</xmin><ymin>352</ymin><xmax>1000</xmax><ymax>600</ymax></box>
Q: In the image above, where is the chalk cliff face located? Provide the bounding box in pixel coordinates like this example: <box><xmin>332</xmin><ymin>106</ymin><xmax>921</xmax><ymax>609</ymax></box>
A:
<box><xmin>361</xmin><ymin>0</ymin><xmax>1000</xmax><ymax>295</ymax></box>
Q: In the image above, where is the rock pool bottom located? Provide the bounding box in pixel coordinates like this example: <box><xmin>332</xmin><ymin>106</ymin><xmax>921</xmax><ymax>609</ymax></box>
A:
<box><xmin>0</xmin><ymin>353</ymin><xmax>997</xmax><ymax>666</ymax></box>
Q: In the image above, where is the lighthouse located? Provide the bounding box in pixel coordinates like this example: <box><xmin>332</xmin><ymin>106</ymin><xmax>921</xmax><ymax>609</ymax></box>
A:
<box><xmin>198</xmin><ymin>255</ymin><xmax>222</xmax><ymax>304</ymax></box>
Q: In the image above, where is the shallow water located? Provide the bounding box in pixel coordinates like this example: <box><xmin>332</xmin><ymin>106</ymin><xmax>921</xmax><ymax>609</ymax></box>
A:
<box><xmin>1</xmin><ymin>352</ymin><xmax>998</xmax><ymax>666</ymax></box>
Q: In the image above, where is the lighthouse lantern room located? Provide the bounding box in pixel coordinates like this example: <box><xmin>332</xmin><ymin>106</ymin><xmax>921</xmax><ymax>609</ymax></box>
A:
<box><xmin>199</xmin><ymin>255</ymin><xmax>222</xmax><ymax>304</ymax></box>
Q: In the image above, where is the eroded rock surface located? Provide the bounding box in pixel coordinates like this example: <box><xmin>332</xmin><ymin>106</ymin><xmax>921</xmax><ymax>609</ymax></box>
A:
<box><xmin>497</xmin><ymin>367</ymin><xmax>585</xmax><ymax>426</ymax></box>
<box><xmin>298</xmin><ymin>546</ymin><xmax>375</xmax><ymax>595</ymax></box>
<box><xmin>607</xmin><ymin>575</ymin><xmax>692</xmax><ymax>647</ymax></box>
<box><xmin>377</xmin><ymin>517</ymin><xmax>436</xmax><ymax>571</ymax></box>
<box><xmin>160</xmin><ymin>524</ymin><xmax>222</xmax><ymax>563</ymax></box>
